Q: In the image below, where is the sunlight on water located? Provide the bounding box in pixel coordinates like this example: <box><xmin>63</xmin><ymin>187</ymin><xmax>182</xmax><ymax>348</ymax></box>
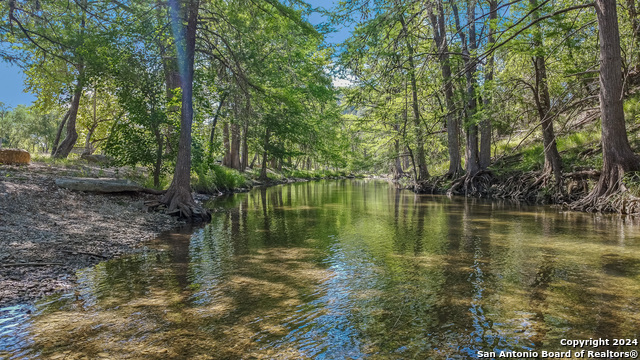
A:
<box><xmin>1</xmin><ymin>180</ymin><xmax>639</xmax><ymax>359</ymax></box>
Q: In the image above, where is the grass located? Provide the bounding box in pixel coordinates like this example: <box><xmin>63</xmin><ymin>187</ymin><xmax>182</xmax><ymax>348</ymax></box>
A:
<box><xmin>488</xmin><ymin>127</ymin><xmax>606</xmax><ymax>176</ymax></box>
<box><xmin>32</xmin><ymin>152</ymin><xmax>81</xmax><ymax>167</ymax></box>
<box><xmin>31</xmin><ymin>152</ymin><xmax>365</xmax><ymax>194</ymax></box>
<box><xmin>192</xmin><ymin>164</ymin><xmax>250</xmax><ymax>194</ymax></box>
<box><xmin>624</xmin><ymin>171</ymin><xmax>640</xmax><ymax>197</ymax></box>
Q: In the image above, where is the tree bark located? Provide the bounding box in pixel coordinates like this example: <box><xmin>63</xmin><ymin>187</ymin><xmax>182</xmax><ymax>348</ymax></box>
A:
<box><xmin>230</xmin><ymin>122</ymin><xmax>241</xmax><ymax>170</ymax></box>
<box><xmin>161</xmin><ymin>0</ymin><xmax>209</xmax><ymax>221</ymax></box>
<box><xmin>530</xmin><ymin>0</ymin><xmax>563</xmax><ymax>186</ymax></box>
<box><xmin>53</xmin><ymin>68</ymin><xmax>84</xmax><ymax>158</ymax></box>
<box><xmin>249</xmin><ymin>153</ymin><xmax>258</xmax><ymax>169</ymax></box>
<box><xmin>260</xmin><ymin>128</ymin><xmax>270</xmax><ymax>181</ymax></box>
<box><xmin>51</xmin><ymin>110</ymin><xmax>70</xmax><ymax>156</ymax></box>
<box><xmin>428</xmin><ymin>1</ymin><xmax>462</xmax><ymax>176</ymax></box>
<box><xmin>153</xmin><ymin>127</ymin><xmax>164</xmax><ymax>188</ymax></box>
<box><xmin>592</xmin><ymin>0</ymin><xmax>640</xmax><ymax>196</ymax></box>
<box><xmin>222</xmin><ymin>121</ymin><xmax>230</xmax><ymax>166</ymax></box>
<box><xmin>241</xmin><ymin>121</ymin><xmax>249</xmax><ymax>171</ymax></box>
<box><xmin>392</xmin><ymin>124</ymin><xmax>404</xmax><ymax>179</ymax></box>
<box><xmin>453</xmin><ymin>1</ymin><xmax>480</xmax><ymax>175</ymax></box>
<box><xmin>208</xmin><ymin>92</ymin><xmax>226</xmax><ymax>156</ymax></box>
<box><xmin>399</xmin><ymin>14</ymin><xmax>429</xmax><ymax>182</ymax></box>
<box><xmin>479</xmin><ymin>0</ymin><xmax>497</xmax><ymax>169</ymax></box>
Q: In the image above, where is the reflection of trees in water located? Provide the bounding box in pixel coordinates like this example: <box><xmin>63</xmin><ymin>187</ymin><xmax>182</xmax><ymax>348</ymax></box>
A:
<box><xmin>7</xmin><ymin>181</ymin><xmax>640</xmax><ymax>359</ymax></box>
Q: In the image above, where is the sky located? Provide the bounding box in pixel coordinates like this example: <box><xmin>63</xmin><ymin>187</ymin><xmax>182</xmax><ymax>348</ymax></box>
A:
<box><xmin>0</xmin><ymin>61</ymin><xmax>35</xmax><ymax>107</ymax></box>
<box><xmin>0</xmin><ymin>0</ymin><xmax>352</xmax><ymax>108</ymax></box>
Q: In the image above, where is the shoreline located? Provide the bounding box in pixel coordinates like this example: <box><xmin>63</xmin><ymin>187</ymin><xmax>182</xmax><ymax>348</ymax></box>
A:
<box><xmin>0</xmin><ymin>163</ymin><xmax>365</xmax><ymax>308</ymax></box>
<box><xmin>0</xmin><ymin>162</ymin><xmax>183</xmax><ymax>308</ymax></box>
<box><xmin>1</xmin><ymin>163</ymin><xmax>601</xmax><ymax>308</ymax></box>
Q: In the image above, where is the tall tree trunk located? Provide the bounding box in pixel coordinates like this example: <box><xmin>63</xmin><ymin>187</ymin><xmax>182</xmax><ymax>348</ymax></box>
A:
<box><xmin>590</xmin><ymin>0</ymin><xmax>640</xmax><ymax>197</ymax></box>
<box><xmin>453</xmin><ymin>1</ymin><xmax>480</xmax><ymax>175</ymax></box>
<box><xmin>51</xmin><ymin>110</ymin><xmax>70</xmax><ymax>156</ymax></box>
<box><xmin>222</xmin><ymin>121</ymin><xmax>231</xmax><ymax>166</ymax></box>
<box><xmin>208</xmin><ymin>93</ymin><xmax>226</xmax><ymax>156</ymax></box>
<box><xmin>392</xmin><ymin>124</ymin><xmax>403</xmax><ymax>179</ymax></box>
<box><xmin>153</xmin><ymin>127</ymin><xmax>164</xmax><ymax>188</ymax></box>
<box><xmin>156</xmin><ymin>0</ymin><xmax>180</xmax><ymax>155</ymax></box>
<box><xmin>161</xmin><ymin>0</ymin><xmax>209</xmax><ymax>221</ymax></box>
<box><xmin>82</xmin><ymin>124</ymin><xmax>97</xmax><ymax>156</ymax></box>
<box><xmin>230</xmin><ymin>122</ymin><xmax>241</xmax><ymax>170</ymax></box>
<box><xmin>241</xmin><ymin>122</ymin><xmax>249</xmax><ymax>171</ymax></box>
<box><xmin>479</xmin><ymin>0</ymin><xmax>497</xmax><ymax>169</ymax></box>
<box><xmin>429</xmin><ymin>1</ymin><xmax>462</xmax><ymax>176</ymax></box>
<box><xmin>399</xmin><ymin>14</ymin><xmax>429</xmax><ymax>182</ymax></box>
<box><xmin>53</xmin><ymin>68</ymin><xmax>84</xmax><ymax>158</ymax></box>
<box><xmin>249</xmin><ymin>153</ymin><xmax>258</xmax><ymax>169</ymax></box>
<box><xmin>531</xmin><ymin>0</ymin><xmax>563</xmax><ymax>186</ymax></box>
<box><xmin>260</xmin><ymin>128</ymin><xmax>270</xmax><ymax>181</ymax></box>
<box><xmin>465</xmin><ymin>0</ymin><xmax>480</xmax><ymax>175</ymax></box>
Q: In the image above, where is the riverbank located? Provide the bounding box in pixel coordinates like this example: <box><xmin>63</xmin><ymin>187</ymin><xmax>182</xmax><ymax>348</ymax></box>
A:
<box><xmin>0</xmin><ymin>162</ymin><xmax>182</xmax><ymax>307</ymax></box>
<box><xmin>0</xmin><ymin>161</ymin><xmax>368</xmax><ymax>307</ymax></box>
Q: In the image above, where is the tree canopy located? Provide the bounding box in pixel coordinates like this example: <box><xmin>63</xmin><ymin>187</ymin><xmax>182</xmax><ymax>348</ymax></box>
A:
<box><xmin>2</xmin><ymin>0</ymin><xmax>640</xmax><ymax>217</ymax></box>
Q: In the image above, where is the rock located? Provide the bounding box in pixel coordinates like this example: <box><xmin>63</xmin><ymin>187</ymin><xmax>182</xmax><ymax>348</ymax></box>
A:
<box><xmin>0</xmin><ymin>149</ymin><xmax>30</xmax><ymax>165</ymax></box>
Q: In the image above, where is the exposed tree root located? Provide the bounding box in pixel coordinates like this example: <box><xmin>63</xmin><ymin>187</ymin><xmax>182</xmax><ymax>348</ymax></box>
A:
<box><xmin>447</xmin><ymin>170</ymin><xmax>494</xmax><ymax>198</ymax></box>
<box><xmin>161</xmin><ymin>186</ymin><xmax>211</xmax><ymax>222</ymax></box>
<box><xmin>570</xmin><ymin>191</ymin><xmax>640</xmax><ymax>214</ymax></box>
<box><xmin>414</xmin><ymin>175</ymin><xmax>448</xmax><ymax>194</ymax></box>
<box><xmin>489</xmin><ymin>171</ymin><xmax>570</xmax><ymax>203</ymax></box>
<box><xmin>421</xmin><ymin>170</ymin><xmax>579</xmax><ymax>204</ymax></box>
<box><xmin>404</xmin><ymin>165</ymin><xmax>640</xmax><ymax>216</ymax></box>
<box><xmin>569</xmin><ymin>164</ymin><xmax>640</xmax><ymax>214</ymax></box>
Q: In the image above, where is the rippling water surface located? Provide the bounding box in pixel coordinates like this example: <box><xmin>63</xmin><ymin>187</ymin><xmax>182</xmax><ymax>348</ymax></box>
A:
<box><xmin>1</xmin><ymin>180</ymin><xmax>640</xmax><ymax>359</ymax></box>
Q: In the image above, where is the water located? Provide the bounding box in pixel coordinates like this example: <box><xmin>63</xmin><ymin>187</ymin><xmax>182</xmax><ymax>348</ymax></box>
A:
<box><xmin>1</xmin><ymin>180</ymin><xmax>639</xmax><ymax>359</ymax></box>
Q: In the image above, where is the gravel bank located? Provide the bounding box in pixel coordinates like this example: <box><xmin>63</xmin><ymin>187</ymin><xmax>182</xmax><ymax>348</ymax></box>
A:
<box><xmin>0</xmin><ymin>162</ymin><xmax>182</xmax><ymax>307</ymax></box>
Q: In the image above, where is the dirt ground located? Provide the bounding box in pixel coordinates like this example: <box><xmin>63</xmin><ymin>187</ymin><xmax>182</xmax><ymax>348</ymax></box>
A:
<box><xmin>0</xmin><ymin>161</ymin><xmax>182</xmax><ymax>307</ymax></box>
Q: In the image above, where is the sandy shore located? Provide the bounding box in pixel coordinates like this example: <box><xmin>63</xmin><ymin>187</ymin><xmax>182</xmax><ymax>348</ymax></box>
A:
<box><xmin>0</xmin><ymin>162</ymin><xmax>182</xmax><ymax>307</ymax></box>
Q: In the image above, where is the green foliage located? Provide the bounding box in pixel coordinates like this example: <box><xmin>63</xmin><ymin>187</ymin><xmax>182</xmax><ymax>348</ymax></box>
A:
<box><xmin>5</xmin><ymin>0</ymin><xmax>636</xmax><ymax>183</ymax></box>
<box><xmin>0</xmin><ymin>103</ymin><xmax>59</xmax><ymax>152</ymax></box>
<box><xmin>623</xmin><ymin>171</ymin><xmax>640</xmax><ymax>197</ymax></box>
<box><xmin>103</xmin><ymin>48</ymin><xmax>178</xmax><ymax>184</ymax></box>
<box><xmin>192</xmin><ymin>164</ymin><xmax>249</xmax><ymax>194</ymax></box>
<box><xmin>31</xmin><ymin>153</ymin><xmax>78</xmax><ymax>167</ymax></box>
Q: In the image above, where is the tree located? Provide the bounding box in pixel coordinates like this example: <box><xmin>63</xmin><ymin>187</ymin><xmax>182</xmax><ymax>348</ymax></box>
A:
<box><xmin>427</xmin><ymin>0</ymin><xmax>462</xmax><ymax>177</ymax></box>
<box><xmin>160</xmin><ymin>0</ymin><xmax>209</xmax><ymax>220</ymax></box>
<box><xmin>479</xmin><ymin>0</ymin><xmax>497</xmax><ymax>170</ymax></box>
<box><xmin>574</xmin><ymin>0</ymin><xmax>640</xmax><ymax>210</ymax></box>
<box><xmin>529</xmin><ymin>0</ymin><xmax>563</xmax><ymax>188</ymax></box>
<box><xmin>2</xmin><ymin>0</ymin><xmax>101</xmax><ymax>158</ymax></box>
<box><xmin>453</xmin><ymin>0</ymin><xmax>481</xmax><ymax>176</ymax></box>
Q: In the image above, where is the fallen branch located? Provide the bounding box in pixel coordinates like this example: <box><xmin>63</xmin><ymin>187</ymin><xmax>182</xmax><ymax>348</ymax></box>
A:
<box><xmin>55</xmin><ymin>178</ymin><xmax>165</xmax><ymax>195</ymax></box>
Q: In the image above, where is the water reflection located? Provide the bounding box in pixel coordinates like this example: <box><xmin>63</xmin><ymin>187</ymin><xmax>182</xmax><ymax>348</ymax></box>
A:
<box><xmin>1</xmin><ymin>180</ymin><xmax>639</xmax><ymax>359</ymax></box>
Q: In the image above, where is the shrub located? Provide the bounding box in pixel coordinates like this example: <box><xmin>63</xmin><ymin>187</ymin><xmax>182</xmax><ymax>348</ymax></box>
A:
<box><xmin>193</xmin><ymin>164</ymin><xmax>249</xmax><ymax>194</ymax></box>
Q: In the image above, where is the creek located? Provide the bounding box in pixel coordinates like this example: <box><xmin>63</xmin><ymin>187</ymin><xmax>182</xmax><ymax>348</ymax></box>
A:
<box><xmin>1</xmin><ymin>180</ymin><xmax>639</xmax><ymax>359</ymax></box>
